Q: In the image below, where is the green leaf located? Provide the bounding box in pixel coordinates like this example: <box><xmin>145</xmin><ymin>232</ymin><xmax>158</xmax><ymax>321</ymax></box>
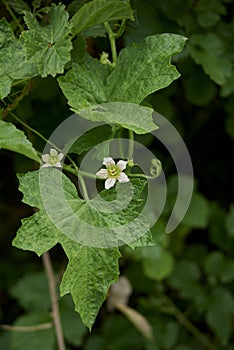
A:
<box><xmin>0</xmin><ymin>120</ymin><xmax>40</xmax><ymax>161</ymax></box>
<box><xmin>127</xmin><ymin>230</ymin><xmax>154</xmax><ymax>250</ymax></box>
<box><xmin>150</xmin><ymin>317</ymin><xmax>179</xmax><ymax>349</ymax></box>
<box><xmin>168</xmin><ymin>260</ymin><xmax>205</xmax><ymax>306</ymax></box>
<box><xmin>21</xmin><ymin>4</ymin><xmax>72</xmax><ymax>77</ymax></box>
<box><xmin>13</xmin><ymin>168</ymin><xmax>150</xmax><ymax>327</ymax></box>
<box><xmin>60</xmin><ymin>239</ymin><xmax>121</xmax><ymax>329</ymax></box>
<box><xmin>195</xmin><ymin>0</ymin><xmax>226</xmax><ymax>28</ymax></box>
<box><xmin>79</xmin><ymin>103</ymin><xmax>158</xmax><ymax>134</ymax></box>
<box><xmin>107</xmin><ymin>33</ymin><xmax>187</xmax><ymax>103</ymax></box>
<box><xmin>204</xmin><ymin>251</ymin><xmax>234</xmax><ymax>283</ymax></box>
<box><xmin>70</xmin><ymin>124</ymin><xmax>113</xmax><ymax>154</ymax></box>
<box><xmin>189</xmin><ymin>33</ymin><xmax>232</xmax><ymax>85</ymax></box>
<box><xmin>59</xmin><ymin>33</ymin><xmax>186</xmax><ymax>134</ymax></box>
<box><xmin>182</xmin><ymin>192</ymin><xmax>210</xmax><ymax>228</ymax></box>
<box><xmin>140</xmin><ymin>246</ymin><xmax>174</xmax><ymax>280</ymax></box>
<box><xmin>10</xmin><ymin>272</ymin><xmax>50</xmax><ymax>311</ymax></box>
<box><xmin>10</xmin><ymin>312</ymin><xmax>55</xmax><ymax>350</ymax></box>
<box><xmin>168</xmin><ymin>260</ymin><xmax>200</xmax><ymax>289</ymax></box>
<box><xmin>71</xmin><ymin>0</ymin><xmax>134</xmax><ymax>35</ymax></box>
<box><xmin>0</xmin><ymin>18</ymin><xmax>38</xmax><ymax>99</ymax></box>
<box><xmin>58</xmin><ymin>54</ymin><xmax>110</xmax><ymax>110</ymax></box>
<box><xmin>81</xmin><ymin>23</ymin><xmax>107</xmax><ymax>38</ymax></box>
<box><xmin>182</xmin><ymin>61</ymin><xmax>217</xmax><ymax>106</ymax></box>
<box><xmin>197</xmin><ymin>11</ymin><xmax>221</xmax><ymax>27</ymax></box>
<box><xmin>6</xmin><ymin>0</ymin><xmax>30</xmax><ymax>14</ymax></box>
<box><xmin>58</xmin><ymin>55</ymin><xmax>157</xmax><ymax>134</ymax></box>
<box><xmin>59</xmin><ymin>33</ymin><xmax>186</xmax><ymax>110</ymax></box>
<box><xmin>205</xmin><ymin>287</ymin><xmax>234</xmax><ymax>344</ymax></box>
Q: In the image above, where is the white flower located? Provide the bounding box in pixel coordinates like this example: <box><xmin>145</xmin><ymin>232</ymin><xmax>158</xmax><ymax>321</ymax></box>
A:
<box><xmin>42</xmin><ymin>148</ymin><xmax>64</xmax><ymax>168</ymax></box>
<box><xmin>96</xmin><ymin>157</ymin><xmax>130</xmax><ymax>190</ymax></box>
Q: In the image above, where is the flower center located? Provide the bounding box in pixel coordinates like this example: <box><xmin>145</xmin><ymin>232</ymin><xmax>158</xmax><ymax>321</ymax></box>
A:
<box><xmin>107</xmin><ymin>165</ymin><xmax>121</xmax><ymax>178</ymax></box>
<box><xmin>49</xmin><ymin>156</ymin><xmax>59</xmax><ymax>165</ymax></box>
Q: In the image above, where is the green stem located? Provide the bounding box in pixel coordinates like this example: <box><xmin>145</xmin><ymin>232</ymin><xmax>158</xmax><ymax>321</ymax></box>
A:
<box><xmin>11</xmin><ymin>78</ymin><xmax>31</xmax><ymax>87</ymax></box>
<box><xmin>0</xmin><ymin>323</ymin><xmax>52</xmax><ymax>332</ymax></box>
<box><xmin>115</xmin><ymin>19</ymin><xmax>127</xmax><ymax>39</ymax></box>
<box><xmin>128</xmin><ymin>130</ymin><xmax>134</xmax><ymax>160</ymax></box>
<box><xmin>104</xmin><ymin>22</ymin><xmax>117</xmax><ymax>66</ymax></box>
<box><xmin>11</xmin><ymin>113</ymin><xmax>53</xmax><ymax>147</ymax></box>
<box><xmin>2</xmin><ymin>81</ymin><xmax>32</xmax><ymax>120</ymax></box>
<box><xmin>128</xmin><ymin>173</ymin><xmax>157</xmax><ymax>180</ymax></box>
<box><xmin>79</xmin><ymin>170</ymin><xmax>97</xmax><ymax>180</ymax></box>
<box><xmin>118</xmin><ymin>139</ymin><xmax>125</xmax><ymax>160</ymax></box>
<box><xmin>1</xmin><ymin>0</ymin><xmax>24</xmax><ymax>32</ymax></box>
<box><xmin>160</xmin><ymin>292</ymin><xmax>219</xmax><ymax>350</ymax></box>
<box><xmin>62</xmin><ymin>164</ymin><xmax>79</xmax><ymax>177</ymax></box>
<box><xmin>78</xmin><ymin>173</ymin><xmax>89</xmax><ymax>201</ymax></box>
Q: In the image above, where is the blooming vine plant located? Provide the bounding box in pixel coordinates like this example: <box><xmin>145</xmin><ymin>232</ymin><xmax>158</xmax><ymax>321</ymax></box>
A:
<box><xmin>0</xmin><ymin>0</ymin><xmax>190</xmax><ymax>344</ymax></box>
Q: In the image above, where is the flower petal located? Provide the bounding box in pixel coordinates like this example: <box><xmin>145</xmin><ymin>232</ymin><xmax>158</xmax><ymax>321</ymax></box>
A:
<box><xmin>50</xmin><ymin>149</ymin><xmax>58</xmax><ymax>156</ymax></box>
<box><xmin>57</xmin><ymin>153</ymin><xmax>64</xmax><ymax>161</ymax></box>
<box><xmin>54</xmin><ymin>162</ymin><xmax>62</xmax><ymax>168</ymax></box>
<box><xmin>42</xmin><ymin>154</ymin><xmax>50</xmax><ymax>162</ymax></box>
<box><xmin>96</xmin><ymin>169</ymin><xmax>108</xmax><ymax>179</ymax></box>
<box><xmin>117</xmin><ymin>160</ymin><xmax>127</xmax><ymax>171</ymax></box>
<box><xmin>105</xmin><ymin>177</ymin><xmax>116</xmax><ymax>189</ymax></box>
<box><xmin>42</xmin><ymin>163</ymin><xmax>52</xmax><ymax>168</ymax></box>
<box><xmin>118</xmin><ymin>172</ymin><xmax>129</xmax><ymax>183</ymax></box>
<box><xmin>103</xmin><ymin>157</ymin><xmax>115</xmax><ymax>167</ymax></box>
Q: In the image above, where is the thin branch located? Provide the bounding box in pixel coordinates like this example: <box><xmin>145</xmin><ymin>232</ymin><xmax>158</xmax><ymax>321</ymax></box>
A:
<box><xmin>160</xmin><ymin>292</ymin><xmax>219</xmax><ymax>350</ymax></box>
<box><xmin>115</xmin><ymin>19</ymin><xmax>127</xmax><ymax>39</ymax></box>
<box><xmin>42</xmin><ymin>252</ymin><xmax>66</xmax><ymax>350</ymax></box>
<box><xmin>0</xmin><ymin>323</ymin><xmax>52</xmax><ymax>332</ymax></box>
<box><xmin>1</xmin><ymin>0</ymin><xmax>24</xmax><ymax>32</ymax></box>
<box><xmin>128</xmin><ymin>130</ymin><xmax>134</xmax><ymax>160</ymax></box>
<box><xmin>104</xmin><ymin>22</ymin><xmax>117</xmax><ymax>66</ymax></box>
<box><xmin>2</xmin><ymin>81</ymin><xmax>32</xmax><ymax>120</ymax></box>
<box><xmin>78</xmin><ymin>172</ymin><xmax>90</xmax><ymax>201</ymax></box>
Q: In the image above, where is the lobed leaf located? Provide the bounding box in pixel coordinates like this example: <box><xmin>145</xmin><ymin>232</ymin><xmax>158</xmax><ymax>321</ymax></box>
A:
<box><xmin>0</xmin><ymin>18</ymin><xmax>38</xmax><ymax>99</ymax></box>
<box><xmin>58</xmin><ymin>34</ymin><xmax>186</xmax><ymax>133</ymax></box>
<box><xmin>13</xmin><ymin>168</ymin><xmax>151</xmax><ymax>327</ymax></box>
<box><xmin>106</xmin><ymin>33</ymin><xmax>187</xmax><ymax>103</ymax></box>
<box><xmin>21</xmin><ymin>4</ymin><xmax>72</xmax><ymax>77</ymax></box>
